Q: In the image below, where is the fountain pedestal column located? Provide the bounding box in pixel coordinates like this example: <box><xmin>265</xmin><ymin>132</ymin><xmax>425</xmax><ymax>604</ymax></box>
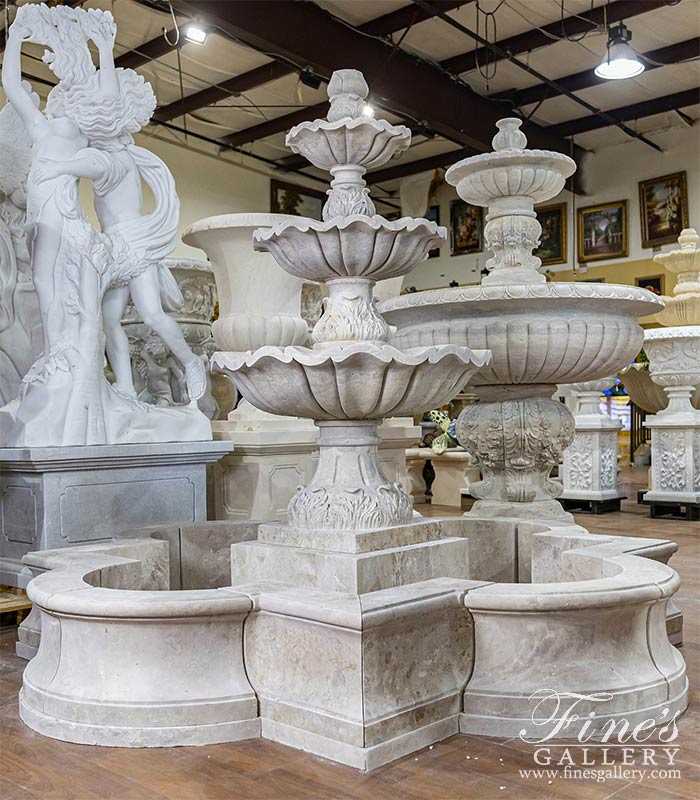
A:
<box><xmin>643</xmin><ymin>329</ymin><xmax>700</xmax><ymax>514</ymax></box>
<box><xmin>561</xmin><ymin>378</ymin><xmax>626</xmax><ymax>513</ymax></box>
<box><xmin>456</xmin><ymin>386</ymin><xmax>575</xmax><ymax>520</ymax></box>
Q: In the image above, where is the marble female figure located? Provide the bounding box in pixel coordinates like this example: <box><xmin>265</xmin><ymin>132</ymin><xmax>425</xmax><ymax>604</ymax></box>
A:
<box><xmin>37</xmin><ymin>21</ymin><xmax>207</xmax><ymax>402</ymax></box>
<box><xmin>0</xmin><ymin>4</ymin><xmax>211</xmax><ymax>445</ymax></box>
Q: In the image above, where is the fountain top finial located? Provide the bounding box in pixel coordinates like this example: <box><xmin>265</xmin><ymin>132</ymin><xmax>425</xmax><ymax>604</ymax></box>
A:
<box><xmin>327</xmin><ymin>69</ymin><xmax>369</xmax><ymax>122</ymax></box>
<box><xmin>492</xmin><ymin>118</ymin><xmax>527</xmax><ymax>152</ymax></box>
<box><xmin>678</xmin><ymin>227</ymin><xmax>699</xmax><ymax>252</ymax></box>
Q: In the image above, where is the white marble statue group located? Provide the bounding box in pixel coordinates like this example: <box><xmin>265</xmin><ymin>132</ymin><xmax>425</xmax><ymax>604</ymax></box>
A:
<box><xmin>0</xmin><ymin>3</ymin><xmax>209</xmax><ymax>446</ymax></box>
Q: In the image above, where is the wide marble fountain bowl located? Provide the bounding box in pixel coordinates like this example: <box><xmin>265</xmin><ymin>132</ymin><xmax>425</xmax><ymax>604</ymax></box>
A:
<box><xmin>211</xmin><ymin>343</ymin><xmax>491</xmax><ymax>420</ymax></box>
<box><xmin>286</xmin><ymin>117</ymin><xmax>411</xmax><ymax>172</ymax></box>
<box><xmin>252</xmin><ymin>215</ymin><xmax>446</xmax><ymax>282</ymax></box>
<box><xmin>381</xmin><ymin>283</ymin><xmax>663</xmax><ymax>387</ymax></box>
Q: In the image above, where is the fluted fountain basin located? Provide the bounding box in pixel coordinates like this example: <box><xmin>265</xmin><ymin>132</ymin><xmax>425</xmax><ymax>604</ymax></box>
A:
<box><xmin>252</xmin><ymin>216</ymin><xmax>446</xmax><ymax>282</ymax></box>
<box><xmin>445</xmin><ymin>148</ymin><xmax>576</xmax><ymax>207</ymax></box>
<box><xmin>286</xmin><ymin>117</ymin><xmax>411</xmax><ymax>172</ymax></box>
<box><xmin>211</xmin><ymin>343</ymin><xmax>490</xmax><ymax>420</ymax></box>
<box><xmin>651</xmin><ymin>295</ymin><xmax>700</xmax><ymax>327</ymax></box>
<box><xmin>381</xmin><ymin>283</ymin><xmax>662</xmax><ymax>387</ymax></box>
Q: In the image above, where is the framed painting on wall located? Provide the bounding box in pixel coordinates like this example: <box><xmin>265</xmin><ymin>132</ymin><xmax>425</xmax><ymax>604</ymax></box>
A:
<box><xmin>270</xmin><ymin>179</ymin><xmax>324</xmax><ymax>220</ymax></box>
<box><xmin>638</xmin><ymin>171</ymin><xmax>688</xmax><ymax>249</ymax></box>
<box><xmin>635</xmin><ymin>274</ymin><xmax>665</xmax><ymax>296</ymax></box>
<box><xmin>450</xmin><ymin>199</ymin><xmax>483</xmax><ymax>256</ymax></box>
<box><xmin>577</xmin><ymin>200</ymin><xmax>628</xmax><ymax>263</ymax></box>
<box><xmin>535</xmin><ymin>203</ymin><xmax>567</xmax><ymax>266</ymax></box>
<box><xmin>425</xmin><ymin>204</ymin><xmax>441</xmax><ymax>258</ymax></box>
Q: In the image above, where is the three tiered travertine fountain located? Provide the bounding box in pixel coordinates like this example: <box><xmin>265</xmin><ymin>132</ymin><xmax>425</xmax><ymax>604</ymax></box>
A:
<box><xmin>18</xmin><ymin>76</ymin><xmax>687</xmax><ymax>770</ymax></box>
<box><xmin>213</xmin><ymin>69</ymin><xmax>489</xmax><ymax>536</ymax></box>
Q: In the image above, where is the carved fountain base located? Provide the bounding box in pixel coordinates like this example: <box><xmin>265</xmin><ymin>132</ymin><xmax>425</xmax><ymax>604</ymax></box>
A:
<box><xmin>455</xmin><ymin>386</ymin><xmax>575</xmax><ymax>521</ymax></box>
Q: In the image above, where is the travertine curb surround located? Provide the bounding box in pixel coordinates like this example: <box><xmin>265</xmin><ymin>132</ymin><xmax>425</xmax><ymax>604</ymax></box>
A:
<box><xmin>18</xmin><ymin>518</ymin><xmax>687</xmax><ymax>766</ymax></box>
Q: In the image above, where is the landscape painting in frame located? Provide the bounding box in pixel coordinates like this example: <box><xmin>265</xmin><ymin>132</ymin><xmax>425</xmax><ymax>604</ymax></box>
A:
<box><xmin>426</xmin><ymin>204</ymin><xmax>441</xmax><ymax>258</ymax></box>
<box><xmin>577</xmin><ymin>200</ymin><xmax>628</xmax><ymax>263</ymax></box>
<box><xmin>270</xmin><ymin>179</ymin><xmax>324</xmax><ymax>221</ymax></box>
<box><xmin>638</xmin><ymin>171</ymin><xmax>688</xmax><ymax>248</ymax></box>
<box><xmin>535</xmin><ymin>203</ymin><xmax>566</xmax><ymax>266</ymax></box>
<box><xmin>450</xmin><ymin>199</ymin><xmax>483</xmax><ymax>255</ymax></box>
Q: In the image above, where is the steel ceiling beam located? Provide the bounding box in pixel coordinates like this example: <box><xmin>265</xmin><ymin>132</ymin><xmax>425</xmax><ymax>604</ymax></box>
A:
<box><xmin>495</xmin><ymin>37</ymin><xmax>700</xmax><ymax>108</ymax></box>
<box><xmin>440</xmin><ymin>0</ymin><xmax>669</xmax><ymax>76</ymax></box>
<box><xmin>548</xmin><ymin>87</ymin><xmax>700</xmax><ymax>137</ymax></box>
<box><xmin>365</xmin><ymin>146</ymin><xmax>479</xmax><ymax>184</ymax></box>
<box><xmin>219</xmin><ymin>101</ymin><xmax>329</xmax><ymax>148</ymax></box>
<box><xmin>114</xmin><ymin>29</ymin><xmax>182</xmax><ymax>70</ymax></box>
<box><xmin>413</xmin><ymin>0</ymin><xmax>663</xmax><ymax>152</ymax></box>
<box><xmin>169</xmin><ymin>0</ymin><xmax>584</xmax><ymax>164</ymax></box>
<box><xmin>154</xmin><ymin>1</ymin><xmax>467</xmax><ymax>123</ymax></box>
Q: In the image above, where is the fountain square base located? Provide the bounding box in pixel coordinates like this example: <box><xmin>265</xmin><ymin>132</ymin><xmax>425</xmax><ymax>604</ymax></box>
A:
<box><xmin>0</xmin><ymin>441</ymin><xmax>232</xmax><ymax>587</ymax></box>
<box><xmin>238</xmin><ymin>577</ymin><xmax>488</xmax><ymax>771</ymax></box>
<box><xmin>231</xmin><ymin>535</ymin><xmax>470</xmax><ymax>594</ymax></box>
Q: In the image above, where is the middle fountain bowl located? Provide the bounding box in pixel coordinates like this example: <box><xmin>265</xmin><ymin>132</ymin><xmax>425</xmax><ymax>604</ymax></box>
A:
<box><xmin>212</xmin><ymin>343</ymin><xmax>491</xmax><ymax>421</ymax></box>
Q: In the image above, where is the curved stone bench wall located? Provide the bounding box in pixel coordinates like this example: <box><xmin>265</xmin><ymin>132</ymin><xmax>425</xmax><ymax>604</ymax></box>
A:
<box><xmin>15</xmin><ymin>518</ymin><xmax>688</xmax><ymax>766</ymax></box>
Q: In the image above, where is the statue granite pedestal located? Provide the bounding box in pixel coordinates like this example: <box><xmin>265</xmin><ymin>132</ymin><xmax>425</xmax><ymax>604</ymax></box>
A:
<box><xmin>0</xmin><ymin>441</ymin><xmax>231</xmax><ymax>587</ymax></box>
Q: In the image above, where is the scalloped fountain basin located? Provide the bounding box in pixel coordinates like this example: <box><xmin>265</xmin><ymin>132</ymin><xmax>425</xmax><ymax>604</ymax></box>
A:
<box><xmin>252</xmin><ymin>215</ymin><xmax>445</xmax><ymax>282</ymax></box>
<box><xmin>18</xmin><ymin>517</ymin><xmax>687</xmax><ymax>760</ymax></box>
<box><xmin>211</xmin><ymin>343</ymin><xmax>490</xmax><ymax>420</ymax></box>
<box><xmin>381</xmin><ymin>283</ymin><xmax>663</xmax><ymax>387</ymax></box>
<box><xmin>286</xmin><ymin>117</ymin><xmax>411</xmax><ymax>171</ymax></box>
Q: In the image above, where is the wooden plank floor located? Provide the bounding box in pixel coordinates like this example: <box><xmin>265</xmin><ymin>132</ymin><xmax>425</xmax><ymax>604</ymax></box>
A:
<box><xmin>0</xmin><ymin>466</ymin><xmax>697</xmax><ymax>800</ymax></box>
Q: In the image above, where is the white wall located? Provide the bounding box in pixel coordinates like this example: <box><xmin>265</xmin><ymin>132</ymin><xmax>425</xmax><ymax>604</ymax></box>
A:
<box><xmin>401</xmin><ymin>122</ymin><xmax>700</xmax><ymax>290</ymax></box>
<box><xmin>401</xmin><ymin>180</ymin><xmax>483</xmax><ymax>292</ymax></box>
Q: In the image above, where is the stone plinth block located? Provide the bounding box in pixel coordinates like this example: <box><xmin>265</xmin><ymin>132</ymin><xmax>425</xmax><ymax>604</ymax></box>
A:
<box><xmin>0</xmin><ymin>441</ymin><xmax>232</xmax><ymax>586</ymax></box>
<box><xmin>244</xmin><ymin>579</ymin><xmax>482</xmax><ymax>771</ymax></box>
<box><xmin>644</xmin><ymin>418</ymin><xmax>700</xmax><ymax>505</ymax></box>
<box><xmin>231</xmin><ymin>536</ymin><xmax>470</xmax><ymax>595</ymax></box>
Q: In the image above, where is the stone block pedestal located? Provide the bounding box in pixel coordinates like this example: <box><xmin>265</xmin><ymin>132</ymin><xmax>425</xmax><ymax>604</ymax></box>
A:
<box><xmin>561</xmin><ymin>381</ymin><xmax>626</xmax><ymax>512</ymax></box>
<box><xmin>0</xmin><ymin>441</ymin><xmax>232</xmax><ymax>586</ymax></box>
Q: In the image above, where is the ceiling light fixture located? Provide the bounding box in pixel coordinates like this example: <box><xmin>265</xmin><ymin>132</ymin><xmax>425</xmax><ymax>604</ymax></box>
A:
<box><xmin>185</xmin><ymin>24</ymin><xmax>208</xmax><ymax>45</ymax></box>
<box><xmin>299</xmin><ymin>67</ymin><xmax>322</xmax><ymax>90</ymax></box>
<box><xmin>362</xmin><ymin>104</ymin><xmax>375</xmax><ymax>118</ymax></box>
<box><xmin>594</xmin><ymin>21</ymin><xmax>645</xmax><ymax>80</ymax></box>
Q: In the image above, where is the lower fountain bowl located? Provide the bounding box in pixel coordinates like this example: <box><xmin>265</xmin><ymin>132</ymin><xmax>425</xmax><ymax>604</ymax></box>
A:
<box><xmin>381</xmin><ymin>283</ymin><xmax>663</xmax><ymax>387</ymax></box>
<box><xmin>211</xmin><ymin>343</ymin><xmax>491</xmax><ymax>420</ymax></box>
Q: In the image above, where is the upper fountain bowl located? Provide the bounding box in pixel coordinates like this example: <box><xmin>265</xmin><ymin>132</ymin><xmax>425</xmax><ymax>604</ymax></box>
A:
<box><xmin>286</xmin><ymin>117</ymin><xmax>411</xmax><ymax>172</ymax></box>
<box><xmin>212</xmin><ymin>343</ymin><xmax>491</xmax><ymax>420</ymax></box>
<box><xmin>253</xmin><ymin>215</ymin><xmax>446</xmax><ymax>283</ymax></box>
<box><xmin>445</xmin><ymin>118</ymin><xmax>576</xmax><ymax>208</ymax></box>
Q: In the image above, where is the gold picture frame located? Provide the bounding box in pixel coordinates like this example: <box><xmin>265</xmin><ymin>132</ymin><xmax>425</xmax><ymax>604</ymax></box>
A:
<box><xmin>577</xmin><ymin>200</ymin><xmax>628</xmax><ymax>263</ymax></box>
<box><xmin>635</xmin><ymin>274</ymin><xmax>665</xmax><ymax>297</ymax></box>
<box><xmin>535</xmin><ymin>202</ymin><xmax>567</xmax><ymax>266</ymax></box>
<box><xmin>638</xmin><ymin>171</ymin><xmax>688</xmax><ymax>249</ymax></box>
